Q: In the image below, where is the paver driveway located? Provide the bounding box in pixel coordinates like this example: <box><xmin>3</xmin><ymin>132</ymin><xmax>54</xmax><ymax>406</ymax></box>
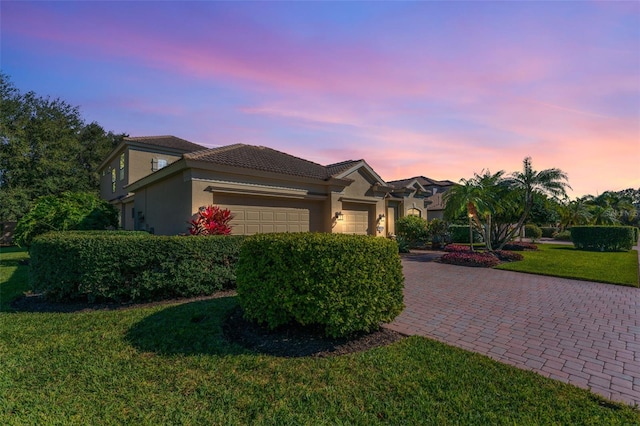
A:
<box><xmin>385</xmin><ymin>251</ymin><xmax>640</xmax><ymax>407</ymax></box>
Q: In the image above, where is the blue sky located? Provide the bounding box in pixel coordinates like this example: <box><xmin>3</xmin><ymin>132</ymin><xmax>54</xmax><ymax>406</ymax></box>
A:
<box><xmin>2</xmin><ymin>1</ymin><xmax>639</xmax><ymax>197</ymax></box>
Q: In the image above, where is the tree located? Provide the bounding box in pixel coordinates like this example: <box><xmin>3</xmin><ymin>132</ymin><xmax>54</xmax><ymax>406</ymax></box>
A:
<box><xmin>0</xmin><ymin>73</ymin><xmax>125</xmax><ymax>222</ymax></box>
<box><xmin>444</xmin><ymin>170</ymin><xmax>505</xmax><ymax>251</ymax></box>
<box><xmin>13</xmin><ymin>191</ymin><xmax>119</xmax><ymax>247</ymax></box>
<box><xmin>498</xmin><ymin>157</ymin><xmax>570</xmax><ymax>249</ymax></box>
<box><xmin>559</xmin><ymin>198</ymin><xmax>591</xmax><ymax>230</ymax></box>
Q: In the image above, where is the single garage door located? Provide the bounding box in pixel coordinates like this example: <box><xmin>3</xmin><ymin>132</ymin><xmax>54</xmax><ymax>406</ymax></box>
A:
<box><xmin>215</xmin><ymin>195</ymin><xmax>316</xmax><ymax>235</ymax></box>
<box><xmin>342</xmin><ymin>202</ymin><xmax>372</xmax><ymax>235</ymax></box>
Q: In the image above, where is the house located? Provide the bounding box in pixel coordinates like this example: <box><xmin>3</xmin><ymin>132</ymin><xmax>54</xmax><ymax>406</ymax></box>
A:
<box><xmin>387</xmin><ymin>176</ymin><xmax>455</xmax><ymax>221</ymax></box>
<box><xmin>99</xmin><ymin>136</ymin><xmax>453</xmax><ymax>236</ymax></box>
<box><xmin>97</xmin><ymin>136</ymin><xmax>207</xmax><ymax>230</ymax></box>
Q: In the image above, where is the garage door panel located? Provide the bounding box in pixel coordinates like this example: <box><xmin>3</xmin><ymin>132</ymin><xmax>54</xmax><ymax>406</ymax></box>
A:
<box><xmin>216</xmin><ymin>198</ymin><xmax>313</xmax><ymax>235</ymax></box>
<box><xmin>342</xmin><ymin>202</ymin><xmax>371</xmax><ymax>235</ymax></box>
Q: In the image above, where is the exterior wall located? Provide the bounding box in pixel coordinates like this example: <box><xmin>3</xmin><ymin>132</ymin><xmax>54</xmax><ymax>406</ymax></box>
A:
<box><xmin>99</xmin><ymin>148</ymin><xmax>128</xmax><ymax>202</ymax></box>
<box><xmin>133</xmin><ymin>172</ymin><xmax>192</xmax><ymax>235</ymax></box>
<box><xmin>127</xmin><ymin>148</ymin><xmax>182</xmax><ymax>184</ymax></box>
<box><xmin>330</xmin><ymin>169</ymin><xmax>386</xmax><ymax>236</ymax></box>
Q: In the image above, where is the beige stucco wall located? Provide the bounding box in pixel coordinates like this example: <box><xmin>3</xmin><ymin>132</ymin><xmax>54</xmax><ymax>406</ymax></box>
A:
<box><xmin>134</xmin><ymin>171</ymin><xmax>193</xmax><ymax>235</ymax></box>
<box><xmin>330</xmin><ymin>169</ymin><xmax>386</xmax><ymax>236</ymax></box>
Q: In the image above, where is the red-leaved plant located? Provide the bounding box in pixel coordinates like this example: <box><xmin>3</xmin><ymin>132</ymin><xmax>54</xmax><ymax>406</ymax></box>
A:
<box><xmin>188</xmin><ymin>205</ymin><xmax>234</xmax><ymax>236</ymax></box>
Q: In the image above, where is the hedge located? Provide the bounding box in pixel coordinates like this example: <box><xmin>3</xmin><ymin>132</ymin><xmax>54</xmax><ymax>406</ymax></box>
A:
<box><xmin>540</xmin><ymin>227</ymin><xmax>558</xmax><ymax>238</ymax></box>
<box><xmin>30</xmin><ymin>231</ymin><xmax>245</xmax><ymax>302</ymax></box>
<box><xmin>570</xmin><ymin>226</ymin><xmax>638</xmax><ymax>252</ymax></box>
<box><xmin>524</xmin><ymin>224</ymin><xmax>542</xmax><ymax>241</ymax></box>
<box><xmin>448</xmin><ymin>225</ymin><xmax>482</xmax><ymax>243</ymax></box>
<box><xmin>236</xmin><ymin>233</ymin><xmax>405</xmax><ymax>338</ymax></box>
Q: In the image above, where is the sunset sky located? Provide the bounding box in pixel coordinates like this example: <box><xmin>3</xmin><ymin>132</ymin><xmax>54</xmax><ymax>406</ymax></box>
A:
<box><xmin>2</xmin><ymin>1</ymin><xmax>638</xmax><ymax>197</ymax></box>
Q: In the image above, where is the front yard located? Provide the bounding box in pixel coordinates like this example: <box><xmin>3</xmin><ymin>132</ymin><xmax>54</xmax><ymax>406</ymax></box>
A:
<box><xmin>1</xmin><ymin>247</ymin><xmax>639</xmax><ymax>424</ymax></box>
<box><xmin>495</xmin><ymin>243</ymin><xmax>639</xmax><ymax>287</ymax></box>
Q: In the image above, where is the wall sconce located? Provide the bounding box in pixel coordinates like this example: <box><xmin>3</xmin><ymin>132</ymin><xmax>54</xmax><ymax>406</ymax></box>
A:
<box><xmin>378</xmin><ymin>214</ymin><xmax>386</xmax><ymax>222</ymax></box>
<box><xmin>335</xmin><ymin>211</ymin><xmax>344</xmax><ymax>221</ymax></box>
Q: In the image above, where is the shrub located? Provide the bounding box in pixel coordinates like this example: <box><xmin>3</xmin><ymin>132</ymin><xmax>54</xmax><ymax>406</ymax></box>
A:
<box><xmin>443</xmin><ymin>244</ymin><xmax>472</xmax><ymax>252</ymax></box>
<box><xmin>395</xmin><ymin>215</ymin><xmax>428</xmax><ymax>248</ymax></box>
<box><xmin>29</xmin><ymin>231</ymin><xmax>245</xmax><ymax>302</ymax></box>
<box><xmin>554</xmin><ymin>230</ymin><xmax>572</xmax><ymax>241</ymax></box>
<box><xmin>188</xmin><ymin>205</ymin><xmax>234</xmax><ymax>235</ymax></box>
<box><xmin>448</xmin><ymin>225</ymin><xmax>482</xmax><ymax>243</ymax></box>
<box><xmin>524</xmin><ymin>224</ymin><xmax>542</xmax><ymax>242</ymax></box>
<box><xmin>395</xmin><ymin>235</ymin><xmax>410</xmax><ymax>253</ymax></box>
<box><xmin>540</xmin><ymin>227</ymin><xmax>558</xmax><ymax>238</ymax></box>
<box><xmin>502</xmin><ymin>242</ymin><xmax>538</xmax><ymax>251</ymax></box>
<box><xmin>494</xmin><ymin>250</ymin><xmax>524</xmax><ymax>262</ymax></box>
<box><xmin>14</xmin><ymin>192</ymin><xmax>118</xmax><ymax>247</ymax></box>
<box><xmin>570</xmin><ymin>226</ymin><xmax>637</xmax><ymax>252</ymax></box>
<box><xmin>428</xmin><ymin>218</ymin><xmax>449</xmax><ymax>248</ymax></box>
<box><xmin>236</xmin><ymin>233</ymin><xmax>404</xmax><ymax>338</ymax></box>
<box><xmin>440</xmin><ymin>252</ymin><xmax>500</xmax><ymax>268</ymax></box>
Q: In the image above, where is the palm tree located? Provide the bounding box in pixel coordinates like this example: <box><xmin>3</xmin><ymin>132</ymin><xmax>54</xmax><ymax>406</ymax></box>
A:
<box><xmin>444</xmin><ymin>170</ymin><xmax>504</xmax><ymax>251</ymax></box>
<box><xmin>499</xmin><ymin>157</ymin><xmax>570</xmax><ymax>249</ymax></box>
<box><xmin>559</xmin><ymin>198</ymin><xmax>591</xmax><ymax>230</ymax></box>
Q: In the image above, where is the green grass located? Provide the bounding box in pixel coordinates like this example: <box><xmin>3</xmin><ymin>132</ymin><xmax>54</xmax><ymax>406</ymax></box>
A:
<box><xmin>1</xmin><ymin>248</ymin><xmax>639</xmax><ymax>424</ymax></box>
<box><xmin>496</xmin><ymin>243</ymin><xmax>639</xmax><ymax>287</ymax></box>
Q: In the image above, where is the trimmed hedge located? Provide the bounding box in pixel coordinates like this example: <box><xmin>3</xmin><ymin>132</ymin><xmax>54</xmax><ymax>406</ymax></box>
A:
<box><xmin>570</xmin><ymin>226</ymin><xmax>637</xmax><ymax>252</ymax></box>
<box><xmin>30</xmin><ymin>231</ymin><xmax>245</xmax><ymax>302</ymax></box>
<box><xmin>449</xmin><ymin>225</ymin><xmax>482</xmax><ymax>243</ymax></box>
<box><xmin>236</xmin><ymin>233</ymin><xmax>405</xmax><ymax>338</ymax></box>
<box><xmin>554</xmin><ymin>230</ymin><xmax>571</xmax><ymax>241</ymax></box>
<box><xmin>540</xmin><ymin>227</ymin><xmax>558</xmax><ymax>238</ymax></box>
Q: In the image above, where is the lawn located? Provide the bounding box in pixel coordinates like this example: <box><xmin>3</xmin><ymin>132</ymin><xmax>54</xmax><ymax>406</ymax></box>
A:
<box><xmin>1</xmin><ymin>247</ymin><xmax>639</xmax><ymax>424</ymax></box>
<box><xmin>496</xmin><ymin>243</ymin><xmax>639</xmax><ymax>287</ymax></box>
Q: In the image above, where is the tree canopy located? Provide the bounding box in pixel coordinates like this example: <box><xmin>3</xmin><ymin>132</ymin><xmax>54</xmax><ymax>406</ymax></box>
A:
<box><xmin>0</xmin><ymin>73</ymin><xmax>126</xmax><ymax>221</ymax></box>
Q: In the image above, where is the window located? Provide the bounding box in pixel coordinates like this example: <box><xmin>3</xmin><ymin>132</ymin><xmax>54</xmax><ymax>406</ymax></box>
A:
<box><xmin>111</xmin><ymin>168</ymin><xmax>116</xmax><ymax>193</ymax></box>
<box><xmin>119</xmin><ymin>153</ymin><xmax>125</xmax><ymax>181</ymax></box>
<box><xmin>157</xmin><ymin>159</ymin><xmax>167</xmax><ymax>169</ymax></box>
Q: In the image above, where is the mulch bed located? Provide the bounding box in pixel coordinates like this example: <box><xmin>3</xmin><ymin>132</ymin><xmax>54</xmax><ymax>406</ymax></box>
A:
<box><xmin>223</xmin><ymin>305</ymin><xmax>405</xmax><ymax>358</ymax></box>
<box><xmin>10</xmin><ymin>291</ymin><xmax>405</xmax><ymax>358</ymax></box>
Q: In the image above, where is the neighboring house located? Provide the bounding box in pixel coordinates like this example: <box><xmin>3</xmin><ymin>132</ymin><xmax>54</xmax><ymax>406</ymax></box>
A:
<box><xmin>97</xmin><ymin>136</ymin><xmax>206</xmax><ymax>230</ymax></box>
<box><xmin>99</xmin><ymin>136</ymin><xmax>455</xmax><ymax>236</ymax></box>
<box><xmin>387</xmin><ymin>176</ymin><xmax>455</xmax><ymax>222</ymax></box>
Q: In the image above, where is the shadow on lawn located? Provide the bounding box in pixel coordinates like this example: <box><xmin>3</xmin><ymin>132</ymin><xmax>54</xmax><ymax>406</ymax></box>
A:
<box><xmin>126</xmin><ymin>297</ymin><xmax>247</xmax><ymax>356</ymax></box>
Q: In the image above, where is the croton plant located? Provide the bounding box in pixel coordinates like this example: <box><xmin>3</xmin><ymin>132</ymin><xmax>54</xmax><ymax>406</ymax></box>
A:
<box><xmin>188</xmin><ymin>205</ymin><xmax>234</xmax><ymax>236</ymax></box>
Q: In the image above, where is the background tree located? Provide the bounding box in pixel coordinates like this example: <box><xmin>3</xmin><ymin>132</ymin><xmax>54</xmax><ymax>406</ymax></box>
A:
<box><xmin>0</xmin><ymin>73</ymin><xmax>125</xmax><ymax>222</ymax></box>
<box><xmin>498</xmin><ymin>157</ymin><xmax>570</xmax><ymax>249</ymax></box>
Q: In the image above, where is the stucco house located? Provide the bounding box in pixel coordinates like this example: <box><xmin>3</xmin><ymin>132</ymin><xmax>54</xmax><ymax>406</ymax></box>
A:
<box><xmin>98</xmin><ymin>136</ymin><xmax>453</xmax><ymax>236</ymax></box>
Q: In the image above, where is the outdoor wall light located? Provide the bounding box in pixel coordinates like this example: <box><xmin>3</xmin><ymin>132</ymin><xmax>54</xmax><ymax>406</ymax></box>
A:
<box><xmin>378</xmin><ymin>214</ymin><xmax>386</xmax><ymax>222</ymax></box>
<box><xmin>335</xmin><ymin>211</ymin><xmax>344</xmax><ymax>221</ymax></box>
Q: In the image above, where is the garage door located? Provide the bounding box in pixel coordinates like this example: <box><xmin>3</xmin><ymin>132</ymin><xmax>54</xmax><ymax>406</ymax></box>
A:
<box><xmin>215</xmin><ymin>195</ymin><xmax>314</xmax><ymax>235</ymax></box>
<box><xmin>342</xmin><ymin>202</ymin><xmax>371</xmax><ymax>235</ymax></box>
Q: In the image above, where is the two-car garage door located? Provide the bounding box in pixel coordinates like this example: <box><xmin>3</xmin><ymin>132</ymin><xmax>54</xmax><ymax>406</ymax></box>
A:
<box><xmin>215</xmin><ymin>194</ymin><xmax>320</xmax><ymax>235</ymax></box>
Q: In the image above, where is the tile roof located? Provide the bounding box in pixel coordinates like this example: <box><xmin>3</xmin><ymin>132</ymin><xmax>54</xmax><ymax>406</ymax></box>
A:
<box><xmin>125</xmin><ymin>135</ymin><xmax>206</xmax><ymax>152</ymax></box>
<box><xmin>184</xmin><ymin>144</ymin><xmax>333</xmax><ymax>180</ymax></box>
<box><xmin>325</xmin><ymin>160</ymin><xmax>362</xmax><ymax>177</ymax></box>
<box><xmin>388</xmin><ymin>176</ymin><xmax>455</xmax><ymax>189</ymax></box>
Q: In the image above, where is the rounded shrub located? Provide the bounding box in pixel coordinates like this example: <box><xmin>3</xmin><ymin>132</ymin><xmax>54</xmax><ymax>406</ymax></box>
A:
<box><xmin>540</xmin><ymin>227</ymin><xmax>558</xmax><ymax>238</ymax></box>
<box><xmin>395</xmin><ymin>215</ymin><xmax>428</xmax><ymax>248</ymax></box>
<box><xmin>524</xmin><ymin>224</ymin><xmax>542</xmax><ymax>241</ymax></box>
<box><xmin>236</xmin><ymin>233</ymin><xmax>405</xmax><ymax>338</ymax></box>
<box><xmin>440</xmin><ymin>251</ymin><xmax>500</xmax><ymax>268</ymax></box>
<box><xmin>554</xmin><ymin>230</ymin><xmax>572</xmax><ymax>241</ymax></box>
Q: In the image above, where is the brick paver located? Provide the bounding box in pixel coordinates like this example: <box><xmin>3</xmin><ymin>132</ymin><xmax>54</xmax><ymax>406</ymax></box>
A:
<box><xmin>385</xmin><ymin>251</ymin><xmax>640</xmax><ymax>407</ymax></box>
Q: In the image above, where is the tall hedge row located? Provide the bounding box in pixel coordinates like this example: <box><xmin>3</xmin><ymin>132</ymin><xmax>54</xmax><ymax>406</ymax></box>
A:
<box><xmin>236</xmin><ymin>233</ymin><xmax>405</xmax><ymax>338</ymax></box>
<box><xmin>30</xmin><ymin>232</ymin><xmax>245</xmax><ymax>302</ymax></box>
<box><xmin>570</xmin><ymin>226</ymin><xmax>638</xmax><ymax>252</ymax></box>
